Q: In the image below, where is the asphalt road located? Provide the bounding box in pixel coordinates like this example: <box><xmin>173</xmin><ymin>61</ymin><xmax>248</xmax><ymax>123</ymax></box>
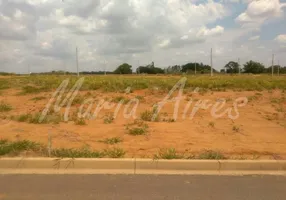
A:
<box><xmin>0</xmin><ymin>175</ymin><xmax>286</xmax><ymax>200</ymax></box>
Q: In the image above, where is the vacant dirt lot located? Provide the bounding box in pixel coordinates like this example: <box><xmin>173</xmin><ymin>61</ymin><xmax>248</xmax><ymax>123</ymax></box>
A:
<box><xmin>0</xmin><ymin>75</ymin><xmax>286</xmax><ymax>159</ymax></box>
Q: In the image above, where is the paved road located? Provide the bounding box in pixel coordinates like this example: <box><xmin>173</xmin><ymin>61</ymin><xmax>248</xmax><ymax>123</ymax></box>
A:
<box><xmin>0</xmin><ymin>175</ymin><xmax>285</xmax><ymax>200</ymax></box>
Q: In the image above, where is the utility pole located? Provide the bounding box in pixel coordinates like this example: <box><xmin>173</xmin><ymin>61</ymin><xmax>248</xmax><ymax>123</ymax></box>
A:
<box><xmin>272</xmin><ymin>54</ymin><xmax>274</xmax><ymax>77</ymax></box>
<box><xmin>76</xmin><ymin>47</ymin><xmax>79</xmax><ymax>77</ymax></box>
<box><xmin>211</xmin><ymin>48</ymin><xmax>213</xmax><ymax>76</ymax></box>
<box><xmin>64</xmin><ymin>61</ymin><xmax>66</xmax><ymax>76</ymax></box>
<box><xmin>278</xmin><ymin>60</ymin><xmax>280</xmax><ymax>76</ymax></box>
<box><xmin>195</xmin><ymin>62</ymin><xmax>197</xmax><ymax>75</ymax></box>
<box><xmin>238</xmin><ymin>58</ymin><xmax>241</xmax><ymax>75</ymax></box>
<box><xmin>104</xmin><ymin>60</ymin><xmax>107</xmax><ymax>76</ymax></box>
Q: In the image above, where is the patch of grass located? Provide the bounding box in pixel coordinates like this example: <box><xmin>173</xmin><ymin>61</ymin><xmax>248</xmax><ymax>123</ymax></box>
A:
<box><xmin>20</xmin><ymin>85</ymin><xmax>49</xmax><ymax>95</ymax></box>
<box><xmin>198</xmin><ymin>150</ymin><xmax>226</xmax><ymax>160</ymax></box>
<box><xmin>30</xmin><ymin>96</ymin><xmax>46</xmax><ymax>101</ymax></box>
<box><xmin>99</xmin><ymin>137</ymin><xmax>123</xmax><ymax>145</ymax></box>
<box><xmin>126</xmin><ymin>120</ymin><xmax>149</xmax><ymax>136</ymax></box>
<box><xmin>270</xmin><ymin>97</ymin><xmax>284</xmax><ymax>104</ymax></box>
<box><xmin>0</xmin><ymin>139</ymin><xmax>125</xmax><ymax>158</ymax></box>
<box><xmin>0</xmin><ymin>139</ymin><xmax>8</xmax><ymax>145</ymax></box>
<box><xmin>135</xmin><ymin>96</ymin><xmax>145</xmax><ymax>101</ymax></box>
<box><xmin>111</xmin><ymin>96</ymin><xmax>129</xmax><ymax>104</ymax></box>
<box><xmin>248</xmin><ymin>96</ymin><xmax>258</xmax><ymax>102</ymax></box>
<box><xmin>162</xmin><ymin>118</ymin><xmax>176</xmax><ymax>123</ymax></box>
<box><xmin>0</xmin><ymin>80</ymin><xmax>10</xmax><ymax>90</ymax></box>
<box><xmin>71</xmin><ymin>96</ymin><xmax>85</xmax><ymax>106</ymax></box>
<box><xmin>0</xmin><ymin>102</ymin><xmax>12</xmax><ymax>112</ymax></box>
<box><xmin>140</xmin><ymin>107</ymin><xmax>160</xmax><ymax>122</ymax></box>
<box><xmin>16</xmin><ymin>114</ymin><xmax>32</xmax><ymax>122</ymax></box>
<box><xmin>74</xmin><ymin>118</ymin><xmax>87</xmax><ymax>126</ymax></box>
<box><xmin>0</xmin><ymin>140</ymin><xmax>42</xmax><ymax>156</ymax></box>
<box><xmin>128</xmin><ymin>127</ymin><xmax>147</xmax><ymax>136</ymax></box>
<box><xmin>51</xmin><ymin>148</ymin><xmax>104</xmax><ymax>158</ymax></box>
<box><xmin>103</xmin><ymin>113</ymin><xmax>114</xmax><ymax>124</ymax></box>
<box><xmin>232</xmin><ymin>126</ymin><xmax>240</xmax><ymax>132</ymax></box>
<box><xmin>3</xmin><ymin>75</ymin><xmax>286</xmax><ymax>93</ymax></box>
<box><xmin>103</xmin><ymin>148</ymin><xmax>125</xmax><ymax>158</ymax></box>
<box><xmin>154</xmin><ymin>148</ymin><xmax>184</xmax><ymax>160</ymax></box>
<box><xmin>26</xmin><ymin>112</ymin><xmax>62</xmax><ymax>124</ymax></box>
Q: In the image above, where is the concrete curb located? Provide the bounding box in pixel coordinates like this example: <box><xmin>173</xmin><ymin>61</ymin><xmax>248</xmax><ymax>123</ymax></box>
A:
<box><xmin>0</xmin><ymin>158</ymin><xmax>286</xmax><ymax>175</ymax></box>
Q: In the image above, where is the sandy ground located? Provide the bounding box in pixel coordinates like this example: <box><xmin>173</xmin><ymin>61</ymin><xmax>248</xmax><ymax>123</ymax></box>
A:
<box><xmin>0</xmin><ymin>87</ymin><xmax>286</xmax><ymax>159</ymax></box>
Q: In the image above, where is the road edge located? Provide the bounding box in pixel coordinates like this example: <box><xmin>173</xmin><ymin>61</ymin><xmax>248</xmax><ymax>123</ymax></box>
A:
<box><xmin>0</xmin><ymin>158</ymin><xmax>285</xmax><ymax>175</ymax></box>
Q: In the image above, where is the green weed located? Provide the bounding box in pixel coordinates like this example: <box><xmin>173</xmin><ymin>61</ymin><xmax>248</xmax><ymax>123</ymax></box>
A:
<box><xmin>0</xmin><ymin>102</ymin><xmax>12</xmax><ymax>112</ymax></box>
<box><xmin>99</xmin><ymin>137</ymin><xmax>123</xmax><ymax>145</ymax></box>
<box><xmin>103</xmin><ymin>113</ymin><xmax>114</xmax><ymax>124</ymax></box>
<box><xmin>103</xmin><ymin>148</ymin><xmax>125</xmax><ymax>158</ymax></box>
<box><xmin>126</xmin><ymin>120</ymin><xmax>149</xmax><ymax>136</ymax></box>
<box><xmin>0</xmin><ymin>140</ymin><xmax>42</xmax><ymax>156</ymax></box>
<box><xmin>154</xmin><ymin>148</ymin><xmax>184</xmax><ymax>160</ymax></box>
<box><xmin>74</xmin><ymin>118</ymin><xmax>87</xmax><ymax>125</ymax></box>
<box><xmin>232</xmin><ymin>126</ymin><xmax>240</xmax><ymax>132</ymax></box>
<box><xmin>30</xmin><ymin>96</ymin><xmax>46</xmax><ymax>101</ymax></box>
<box><xmin>198</xmin><ymin>150</ymin><xmax>226</xmax><ymax>160</ymax></box>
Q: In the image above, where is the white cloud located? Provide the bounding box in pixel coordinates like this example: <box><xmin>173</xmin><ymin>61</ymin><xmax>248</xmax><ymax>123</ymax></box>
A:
<box><xmin>275</xmin><ymin>34</ymin><xmax>286</xmax><ymax>43</ymax></box>
<box><xmin>236</xmin><ymin>0</ymin><xmax>286</xmax><ymax>28</ymax></box>
<box><xmin>249</xmin><ymin>35</ymin><xmax>260</xmax><ymax>41</ymax></box>
<box><xmin>197</xmin><ymin>26</ymin><xmax>225</xmax><ymax>37</ymax></box>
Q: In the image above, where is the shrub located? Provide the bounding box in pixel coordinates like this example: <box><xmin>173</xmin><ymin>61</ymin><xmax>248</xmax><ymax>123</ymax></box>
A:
<box><xmin>154</xmin><ymin>148</ymin><xmax>184</xmax><ymax>160</ymax></box>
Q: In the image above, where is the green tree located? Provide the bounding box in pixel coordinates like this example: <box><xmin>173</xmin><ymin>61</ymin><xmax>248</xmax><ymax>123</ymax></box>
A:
<box><xmin>136</xmin><ymin>62</ymin><xmax>164</xmax><ymax>74</ymax></box>
<box><xmin>114</xmin><ymin>63</ymin><xmax>132</xmax><ymax>74</ymax></box>
<box><xmin>243</xmin><ymin>60</ymin><xmax>265</xmax><ymax>74</ymax></box>
<box><xmin>224</xmin><ymin>61</ymin><xmax>240</xmax><ymax>74</ymax></box>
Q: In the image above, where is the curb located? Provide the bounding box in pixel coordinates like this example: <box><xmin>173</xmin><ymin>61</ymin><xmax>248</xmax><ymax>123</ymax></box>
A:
<box><xmin>0</xmin><ymin>158</ymin><xmax>286</xmax><ymax>175</ymax></box>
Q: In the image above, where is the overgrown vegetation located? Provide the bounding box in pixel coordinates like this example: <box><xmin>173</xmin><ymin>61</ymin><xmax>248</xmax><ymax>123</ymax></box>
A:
<box><xmin>140</xmin><ymin>106</ymin><xmax>160</xmax><ymax>122</ymax></box>
<box><xmin>14</xmin><ymin>112</ymin><xmax>62</xmax><ymax>124</ymax></box>
<box><xmin>0</xmin><ymin>139</ymin><xmax>125</xmax><ymax>158</ymax></box>
<box><xmin>154</xmin><ymin>148</ymin><xmax>184</xmax><ymax>160</ymax></box>
<box><xmin>0</xmin><ymin>102</ymin><xmax>12</xmax><ymax>112</ymax></box>
<box><xmin>198</xmin><ymin>150</ymin><xmax>226</xmax><ymax>160</ymax></box>
<box><xmin>153</xmin><ymin>149</ymin><xmax>227</xmax><ymax>160</ymax></box>
<box><xmin>103</xmin><ymin>148</ymin><xmax>126</xmax><ymax>158</ymax></box>
<box><xmin>0</xmin><ymin>140</ymin><xmax>42</xmax><ymax>156</ymax></box>
<box><xmin>103</xmin><ymin>113</ymin><xmax>114</xmax><ymax>124</ymax></box>
<box><xmin>74</xmin><ymin>118</ymin><xmax>87</xmax><ymax>125</ymax></box>
<box><xmin>99</xmin><ymin>137</ymin><xmax>123</xmax><ymax>145</ymax></box>
<box><xmin>1</xmin><ymin>75</ymin><xmax>286</xmax><ymax>93</ymax></box>
<box><xmin>126</xmin><ymin>120</ymin><xmax>149</xmax><ymax>136</ymax></box>
<box><xmin>20</xmin><ymin>85</ymin><xmax>50</xmax><ymax>95</ymax></box>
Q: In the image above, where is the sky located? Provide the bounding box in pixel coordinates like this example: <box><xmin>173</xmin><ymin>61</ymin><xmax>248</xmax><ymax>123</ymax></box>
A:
<box><xmin>0</xmin><ymin>0</ymin><xmax>286</xmax><ymax>73</ymax></box>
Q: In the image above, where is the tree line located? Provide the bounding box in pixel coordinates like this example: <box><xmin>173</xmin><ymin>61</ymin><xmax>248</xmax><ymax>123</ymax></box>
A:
<box><xmin>113</xmin><ymin>60</ymin><xmax>286</xmax><ymax>74</ymax></box>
